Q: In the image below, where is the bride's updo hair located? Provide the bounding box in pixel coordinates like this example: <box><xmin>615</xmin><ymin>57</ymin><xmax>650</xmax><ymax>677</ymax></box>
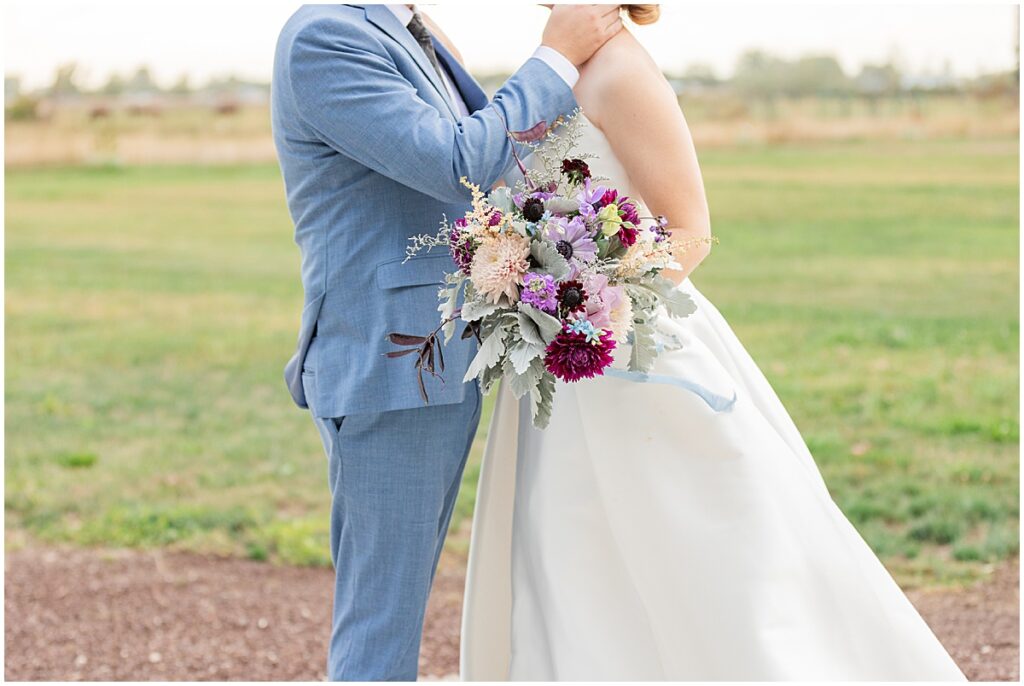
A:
<box><xmin>622</xmin><ymin>4</ymin><xmax>660</xmax><ymax>25</ymax></box>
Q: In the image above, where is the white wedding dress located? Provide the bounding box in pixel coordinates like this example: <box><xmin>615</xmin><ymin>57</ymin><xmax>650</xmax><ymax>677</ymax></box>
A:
<box><xmin>459</xmin><ymin>118</ymin><xmax>966</xmax><ymax>681</ymax></box>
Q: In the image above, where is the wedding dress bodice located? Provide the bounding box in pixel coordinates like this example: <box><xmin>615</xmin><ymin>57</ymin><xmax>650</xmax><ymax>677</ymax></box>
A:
<box><xmin>576</xmin><ymin>114</ymin><xmax>642</xmax><ymax>202</ymax></box>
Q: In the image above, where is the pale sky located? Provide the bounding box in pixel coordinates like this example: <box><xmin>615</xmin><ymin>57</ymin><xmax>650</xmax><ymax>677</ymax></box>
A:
<box><xmin>4</xmin><ymin>2</ymin><xmax>1018</xmax><ymax>90</ymax></box>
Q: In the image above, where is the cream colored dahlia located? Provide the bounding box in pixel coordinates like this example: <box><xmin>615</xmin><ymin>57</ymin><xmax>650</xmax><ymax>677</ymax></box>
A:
<box><xmin>470</xmin><ymin>233</ymin><xmax>530</xmax><ymax>304</ymax></box>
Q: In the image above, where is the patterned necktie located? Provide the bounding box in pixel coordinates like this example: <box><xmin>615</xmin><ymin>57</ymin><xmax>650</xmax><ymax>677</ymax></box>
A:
<box><xmin>406</xmin><ymin>11</ymin><xmax>448</xmax><ymax>89</ymax></box>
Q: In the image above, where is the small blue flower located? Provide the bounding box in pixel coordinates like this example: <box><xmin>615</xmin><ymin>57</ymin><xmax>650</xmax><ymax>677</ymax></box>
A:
<box><xmin>567</xmin><ymin>318</ymin><xmax>603</xmax><ymax>344</ymax></box>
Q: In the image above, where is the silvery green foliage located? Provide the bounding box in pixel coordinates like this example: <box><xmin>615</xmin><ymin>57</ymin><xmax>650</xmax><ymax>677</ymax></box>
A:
<box><xmin>529</xmin><ymin>370</ymin><xmax>557</xmax><ymax>428</ymax></box>
<box><xmin>464</xmin><ymin>321</ymin><xmax>510</xmax><ymax>383</ymax></box>
<box><xmin>461</xmin><ymin>294</ymin><xmax>502</xmax><ymax>323</ymax></box>
<box><xmin>644</xmin><ymin>275</ymin><xmax>697</xmax><ymax>319</ymax></box>
<box><xmin>624</xmin><ymin>284</ymin><xmax>659</xmax><ymax>373</ymax></box>
<box><xmin>657</xmin><ymin>331</ymin><xmax>685</xmax><ymax>353</ymax></box>
<box><xmin>507</xmin><ymin>338</ymin><xmax>543</xmax><ymax>374</ymax></box>
<box><xmin>504</xmin><ymin>355</ymin><xmax>546</xmax><ymax>400</ymax></box>
<box><xmin>629</xmin><ymin>317</ymin><xmax>658</xmax><ymax>374</ymax></box>
<box><xmin>438</xmin><ymin>272</ymin><xmax>467</xmax><ymax>342</ymax></box>
<box><xmin>479</xmin><ymin>359</ymin><xmax>505</xmax><ymax>396</ymax></box>
<box><xmin>488</xmin><ymin>186</ymin><xmax>514</xmax><ymax>214</ymax></box>
<box><xmin>529</xmin><ymin>240</ymin><xmax>570</xmax><ymax>280</ymax></box>
<box><xmin>517</xmin><ymin>303</ymin><xmax>562</xmax><ymax>346</ymax></box>
<box><xmin>543</xmin><ymin>197</ymin><xmax>578</xmax><ymax>215</ymax></box>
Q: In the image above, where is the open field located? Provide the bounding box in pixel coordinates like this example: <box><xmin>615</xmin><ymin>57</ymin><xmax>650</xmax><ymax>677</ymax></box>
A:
<box><xmin>5</xmin><ymin>94</ymin><xmax>1017</xmax><ymax>166</ymax></box>
<box><xmin>5</xmin><ymin>136</ymin><xmax>1019</xmax><ymax>587</ymax></box>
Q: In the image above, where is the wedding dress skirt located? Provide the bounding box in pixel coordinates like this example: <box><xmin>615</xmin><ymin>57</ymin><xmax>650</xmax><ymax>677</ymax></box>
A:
<box><xmin>459</xmin><ymin>119</ymin><xmax>965</xmax><ymax>681</ymax></box>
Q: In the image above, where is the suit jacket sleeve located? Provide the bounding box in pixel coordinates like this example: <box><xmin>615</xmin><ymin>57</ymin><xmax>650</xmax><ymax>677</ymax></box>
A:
<box><xmin>285</xmin><ymin>18</ymin><xmax>578</xmax><ymax>203</ymax></box>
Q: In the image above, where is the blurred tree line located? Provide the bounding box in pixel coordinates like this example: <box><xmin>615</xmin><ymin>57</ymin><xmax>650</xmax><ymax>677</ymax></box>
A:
<box><xmin>6</xmin><ymin>46</ymin><xmax>1019</xmax><ymax>123</ymax></box>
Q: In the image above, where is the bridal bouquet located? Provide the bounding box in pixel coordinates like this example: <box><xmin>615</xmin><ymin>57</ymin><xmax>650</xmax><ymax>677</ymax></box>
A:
<box><xmin>388</xmin><ymin>113</ymin><xmax>699</xmax><ymax>428</ymax></box>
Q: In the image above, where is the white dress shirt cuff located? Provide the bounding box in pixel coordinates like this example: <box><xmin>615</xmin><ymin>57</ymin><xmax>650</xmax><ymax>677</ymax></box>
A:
<box><xmin>531</xmin><ymin>46</ymin><xmax>580</xmax><ymax>88</ymax></box>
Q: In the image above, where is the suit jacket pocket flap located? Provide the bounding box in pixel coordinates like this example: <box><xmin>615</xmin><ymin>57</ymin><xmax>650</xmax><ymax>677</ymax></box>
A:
<box><xmin>376</xmin><ymin>253</ymin><xmax>453</xmax><ymax>290</ymax></box>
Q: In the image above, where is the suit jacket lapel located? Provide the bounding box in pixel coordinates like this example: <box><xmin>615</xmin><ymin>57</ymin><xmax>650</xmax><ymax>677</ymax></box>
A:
<box><xmin>361</xmin><ymin>4</ymin><xmax>458</xmax><ymax>119</ymax></box>
<box><xmin>433</xmin><ymin>39</ymin><xmax>489</xmax><ymax>113</ymax></box>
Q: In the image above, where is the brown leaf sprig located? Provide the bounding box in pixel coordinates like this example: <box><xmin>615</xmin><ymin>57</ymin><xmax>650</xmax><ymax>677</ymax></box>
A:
<box><xmin>386</xmin><ymin>314</ymin><xmax>478</xmax><ymax>404</ymax></box>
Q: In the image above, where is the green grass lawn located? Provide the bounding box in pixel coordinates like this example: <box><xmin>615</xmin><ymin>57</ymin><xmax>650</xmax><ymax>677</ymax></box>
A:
<box><xmin>5</xmin><ymin>137</ymin><xmax>1018</xmax><ymax>586</ymax></box>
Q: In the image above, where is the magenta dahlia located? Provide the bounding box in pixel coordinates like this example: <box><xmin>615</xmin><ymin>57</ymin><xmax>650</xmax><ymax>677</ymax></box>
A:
<box><xmin>544</xmin><ymin>327</ymin><xmax>617</xmax><ymax>382</ymax></box>
<box><xmin>449</xmin><ymin>219</ymin><xmax>475</xmax><ymax>275</ymax></box>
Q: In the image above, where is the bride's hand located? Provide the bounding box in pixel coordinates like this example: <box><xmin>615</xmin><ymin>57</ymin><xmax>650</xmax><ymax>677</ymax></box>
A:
<box><xmin>541</xmin><ymin>5</ymin><xmax>623</xmax><ymax>67</ymax></box>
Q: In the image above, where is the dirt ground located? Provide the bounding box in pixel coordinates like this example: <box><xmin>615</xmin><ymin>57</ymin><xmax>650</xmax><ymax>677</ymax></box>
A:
<box><xmin>4</xmin><ymin>546</ymin><xmax>1018</xmax><ymax>681</ymax></box>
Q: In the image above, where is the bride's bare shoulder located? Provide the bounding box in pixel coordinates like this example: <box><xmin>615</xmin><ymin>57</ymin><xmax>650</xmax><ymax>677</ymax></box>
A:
<box><xmin>575</xmin><ymin>29</ymin><xmax>667</xmax><ymax>123</ymax></box>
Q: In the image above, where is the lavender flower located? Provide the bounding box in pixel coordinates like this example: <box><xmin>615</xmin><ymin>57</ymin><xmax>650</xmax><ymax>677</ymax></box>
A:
<box><xmin>520</xmin><ymin>272</ymin><xmax>558</xmax><ymax>313</ymax></box>
<box><xmin>576</xmin><ymin>180</ymin><xmax>607</xmax><ymax>219</ymax></box>
<box><xmin>543</xmin><ymin>216</ymin><xmax>598</xmax><ymax>265</ymax></box>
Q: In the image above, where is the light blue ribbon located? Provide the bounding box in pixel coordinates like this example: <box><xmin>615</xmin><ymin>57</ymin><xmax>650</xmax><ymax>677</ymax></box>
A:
<box><xmin>603</xmin><ymin>368</ymin><xmax>738</xmax><ymax>413</ymax></box>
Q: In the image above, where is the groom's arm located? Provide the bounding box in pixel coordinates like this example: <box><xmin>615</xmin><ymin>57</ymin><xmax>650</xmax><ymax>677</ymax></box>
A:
<box><xmin>285</xmin><ymin>19</ymin><xmax>577</xmax><ymax>203</ymax></box>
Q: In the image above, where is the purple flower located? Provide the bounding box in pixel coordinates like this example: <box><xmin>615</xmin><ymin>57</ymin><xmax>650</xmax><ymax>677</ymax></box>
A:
<box><xmin>599</xmin><ymin>188</ymin><xmax>619</xmax><ymax>208</ymax></box>
<box><xmin>619</xmin><ymin>199</ymin><xmax>639</xmax><ymax>225</ymax></box>
<box><xmin>543</xmin><ymin>216</ymin><xmax>598</xmax><ymax>265</ymax></box>
<box><xmin>651</xmin><ymin>215</ymin><xmax>671</xmax><ymax>242</ymax></box>
<box><xmin>488</xmin><ymin>211</ymin><xmax>503</xmax><ymax>227</ymax></box>
<box><xmin>618</xmin><ymin>225</ymin><xmax>638</xmax><ymax>247</ymax></box>
<box><xmin>520</xmin><ymin>272</ymin><xmax>558</xmax><ymax>313</ymax></box>
<box><xmin>544</xmin><ymin>327</ymin><xmax>616</xmax><ymax>382</ymax></box>
<box><xmin>449</xmin><ymin>225</ymin><xmax>475</xmax><ymax>275</ymax></box>
<box><xmin>576</xmin><ymin>180</ymin><xmax>607</xmax><ymax>217</ymax></box>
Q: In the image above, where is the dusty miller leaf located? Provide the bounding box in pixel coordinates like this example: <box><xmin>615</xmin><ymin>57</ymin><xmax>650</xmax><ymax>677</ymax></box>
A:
<box><xmin>504</xmin><ymin>355</ymin><xmax>546</xmax><ymax>400</ymax></box>
<box><xmin>529</xmin><ymin>240</ymin><xmax>570</xmax><ymax>280</ymax></box>
<box><xmin>529</xmin><ymin>371</ymin><xmax>556</xmax><ymax>429</ymax></box>
<box><xmin>488</xmin><ymin>186</ymin><xmax>514</xmax><ymax>214</ymax></box>
<box><xmin>508</xmin><ymin>337</ymin><xmax>545</xmax><ymax>375</ymax></box>
<box><xmin>461</xmin><ymin>295</ymin><xmax>502</xmax><ymax>323</ymax></box>
<box><xmin>518</xmin><ymin>303</ymin><xmax>563</xmax><ymax>346</ymax></box>
<box><xmin>629</xmin><ymin>316</ymin><xmax>658</xmax><ymax>374</ymax></box>
<box><xmin>544</xmin><ymin>197</ymin><xmax>578</xmax><ymax>215</ymax></box>
<box><xmin>438</xmin><ymin>274</ymin><xmax>466</xmax><ymax>342</ymax></box>
<box><xmin>464</xmin><ymin>323</ymin><xmax>509</xmax><ymax>383</ymax></box>
<box><xmin>644</xmin><ymin>275</ymin><xmax>697</xmax><ymax>319</ymax></box>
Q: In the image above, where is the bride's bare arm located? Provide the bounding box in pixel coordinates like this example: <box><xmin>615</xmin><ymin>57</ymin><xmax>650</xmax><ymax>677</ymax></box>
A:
<box><xmin>578</xmin><ymin>33</ymin><xmax>712</xmax><ymax>283</ymax></box>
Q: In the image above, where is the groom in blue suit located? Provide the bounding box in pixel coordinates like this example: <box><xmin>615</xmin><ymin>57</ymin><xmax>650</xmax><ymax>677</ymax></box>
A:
<box><xmin>272</xmin><ymin>4</ymin><xmax>622</xmax><ymax>680</ymax></box>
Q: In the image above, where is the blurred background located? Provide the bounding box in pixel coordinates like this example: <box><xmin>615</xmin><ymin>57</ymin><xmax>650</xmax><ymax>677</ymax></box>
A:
<box><xmin>4</xmin><ymin>2</ymin><xmax>1019</xmax><ymax>681</ymax></box>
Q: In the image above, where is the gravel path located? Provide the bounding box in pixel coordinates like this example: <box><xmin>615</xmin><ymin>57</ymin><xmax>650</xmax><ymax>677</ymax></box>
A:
<box><xmin>4</xmin><ymin>547</ymin><xmax>1017</xmax><ymax>681</ymax></box>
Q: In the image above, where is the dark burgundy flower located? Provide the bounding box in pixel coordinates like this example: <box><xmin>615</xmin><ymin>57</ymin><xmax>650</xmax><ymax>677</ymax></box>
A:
<box><xmin>618</xmin><ymin>225</ymin><xmax>638</xmax><ymax>247</ymax></box>
<box><xmin>544</xmin><ymin>328</ymin><xmax>617</xmax><ymax>382</ymax></box>
<box><xmin>560</xmin><ymin>158</ymin><xmax>591</xmax><ymax>185</ymax></box>
<box><xmin>522</xmin><ymin>197</ymin><xmax>546</xmax><ymax>223</ymax></box>
<box><xmin>556</xmin><ymin>279</ymin><xmax>588</xmax><ymax>315</ymax></box>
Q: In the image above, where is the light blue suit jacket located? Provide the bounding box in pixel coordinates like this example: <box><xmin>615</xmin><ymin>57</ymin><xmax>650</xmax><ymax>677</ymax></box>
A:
<box><xmin>272</xmin><ymin>4</ymin><xmax>578</xmax><ymax>419</ymax></box>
